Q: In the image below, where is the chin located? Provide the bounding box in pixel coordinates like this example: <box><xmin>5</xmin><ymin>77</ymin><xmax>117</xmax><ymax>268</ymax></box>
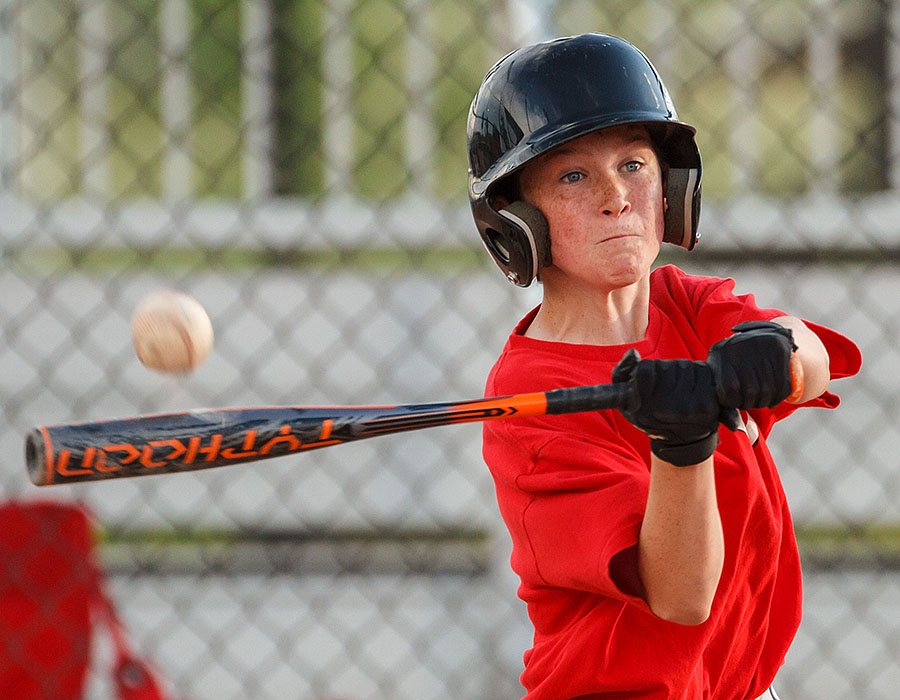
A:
<box><xmin>602</xmin><ymin>252</ymin><xmax>651</xmax><ymax>286</ymax></box>
<box><xmin>605</xmin><ymin>270</ymin><xmax>644</xmax><ymax>290</ymax></box>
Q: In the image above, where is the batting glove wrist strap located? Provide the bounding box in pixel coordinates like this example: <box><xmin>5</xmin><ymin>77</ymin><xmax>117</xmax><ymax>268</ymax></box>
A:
<box><xmin>650</xmin><ymin>432</ymin><xmax>719</xmax><ymax>467</ymax></box>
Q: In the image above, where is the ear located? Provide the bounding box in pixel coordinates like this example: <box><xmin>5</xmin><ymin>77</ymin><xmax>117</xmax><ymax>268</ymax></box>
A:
<box><xmin>491</xmin><ymin>194</ymin><xmax>511</xmax><ymax>210</ymax></box>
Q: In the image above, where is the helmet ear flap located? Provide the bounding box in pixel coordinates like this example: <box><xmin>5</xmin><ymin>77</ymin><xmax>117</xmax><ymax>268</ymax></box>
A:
<box><xmin>663</xmin><ymin>167</ymin><xmax>701</xmax><ymax>249</ymax></box>
<box><xmin>496</xmin><ymin>201</ymin><xmax>551</xmax><ymax>286</ymax></box>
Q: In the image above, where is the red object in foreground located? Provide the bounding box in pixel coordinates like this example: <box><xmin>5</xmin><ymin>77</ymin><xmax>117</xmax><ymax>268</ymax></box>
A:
<box><xmin>0</xmin><ymin>500</ymin><xmax>182</xmax><ymax>700</ymax></box>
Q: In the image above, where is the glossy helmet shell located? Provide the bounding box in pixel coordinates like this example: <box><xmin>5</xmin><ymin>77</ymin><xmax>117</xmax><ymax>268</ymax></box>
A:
<box><xmin>467</xmin><ymin>33</ymin><xmax>702</xmax><ymax>286</ymax></box>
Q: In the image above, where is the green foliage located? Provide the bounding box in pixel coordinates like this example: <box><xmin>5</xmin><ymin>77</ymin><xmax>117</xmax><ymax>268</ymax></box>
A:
<box><xmin>273</xmin><ymin>0</ymin><xmax>324</xmax><ymax>196</ymax></box>
<box><xmin>11</xmin><ymin>0</ymin><xmax>894</xmax><ymax>201</ymax></box>
<box><xmin>107</xmin><ymin>0</ymin><xmax>163</xmax><ymax>197</ymax></box>
<box><xmin>191</xmin><ymin>0</ymin><xmax>243</xmax><ymax>197</ymax></box>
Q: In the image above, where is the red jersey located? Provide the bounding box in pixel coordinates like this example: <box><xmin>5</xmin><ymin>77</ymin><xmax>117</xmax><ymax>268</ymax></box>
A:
<box><xmin>483</xmin><ymin>265</ymin><xmax>861</xmax><ymax>700</ymax></box>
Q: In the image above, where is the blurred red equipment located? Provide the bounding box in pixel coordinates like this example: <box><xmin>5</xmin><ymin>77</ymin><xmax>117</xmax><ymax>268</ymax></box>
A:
<box><xmin>0</xmin><ymin>500</ymin><xmax>182</xmax><ymax>700</ymax></box>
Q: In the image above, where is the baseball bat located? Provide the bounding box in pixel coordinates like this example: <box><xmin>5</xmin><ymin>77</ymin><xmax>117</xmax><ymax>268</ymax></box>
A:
<box><xmin>26</xmin><ymin>353</ymin><xmax>804</xmax><ymax>487</ymax></box>
<box><xmin>26</xmin><ymin>382</ymin><xmax>631</xmax><ymax>486</ymax></box>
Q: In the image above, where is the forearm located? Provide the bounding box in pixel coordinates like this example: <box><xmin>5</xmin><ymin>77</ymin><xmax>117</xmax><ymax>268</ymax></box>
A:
<box><xmin>638</xmin><ymin>454</ymin><xmax>724</xmax><ymax>625</ymax></box>
<box><xmin>772</xmin><ymin>315</ymin><xmax>830</xmax><ymax>403</ymax></box>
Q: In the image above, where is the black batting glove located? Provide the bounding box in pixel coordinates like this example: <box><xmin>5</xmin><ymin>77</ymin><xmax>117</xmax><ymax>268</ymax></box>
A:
<box><xmin>612</xmin><ymin>349</ymin><xmax>740</xmax><ymax>467</ymax></box>
<box><xmin>706</xmin><ymin>320</ymin><xmax>797</xmax><ymax>409</ymax></box>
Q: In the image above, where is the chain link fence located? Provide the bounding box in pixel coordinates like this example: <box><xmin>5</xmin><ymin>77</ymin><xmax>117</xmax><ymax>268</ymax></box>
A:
<box><xmin>1</xmin><ymin>0</ymin><xmax>899</xmax><ymax>698</ymax></box>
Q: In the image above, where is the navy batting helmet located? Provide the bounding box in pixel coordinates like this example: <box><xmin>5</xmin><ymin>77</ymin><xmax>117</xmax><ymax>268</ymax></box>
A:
<box><xmin>467</xmin><ymin>33</ymin><xmax>702</xmax><ymax>286</ymax></box>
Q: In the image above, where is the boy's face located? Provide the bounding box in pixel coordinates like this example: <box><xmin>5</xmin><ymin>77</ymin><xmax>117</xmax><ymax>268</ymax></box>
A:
<box><xmin>518</xmin><ymin>125</ymin><xmax>666</xmax><ymax>292</ymax></box>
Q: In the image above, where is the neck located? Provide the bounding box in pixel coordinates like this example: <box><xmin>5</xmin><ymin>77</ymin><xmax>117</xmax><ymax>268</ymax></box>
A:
<box><xmin>525</xmin><ymin>273</ymin><xmax>652</xmax><ymax>345</ymax></box>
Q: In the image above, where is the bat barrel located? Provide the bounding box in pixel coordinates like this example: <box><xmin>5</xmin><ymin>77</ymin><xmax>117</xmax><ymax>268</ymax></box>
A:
<box><xmin>25</xmin><ymin>400</ymin><xmax>515</xmax><ymax>486</ymax></box>
<box><xmin>25</xmin><ymin>408</ymin><xmax>349</xmax><ymax>486</ymax></box>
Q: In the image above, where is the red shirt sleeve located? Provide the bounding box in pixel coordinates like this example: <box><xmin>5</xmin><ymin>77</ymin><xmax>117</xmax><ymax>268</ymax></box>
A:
<box><xmin>659</xmin><ymin>266</ymin><xmax>863</xmax><ymax>430</ymax></box>
<box><xmin>685</xmin><ymin>270</ymin><xmax>787</xmax><ymax>347</ymax></box>
<box><xmin>484</xmin><ymin>412</ymin><xmax>654</xmax><ymax>612</ymax></box>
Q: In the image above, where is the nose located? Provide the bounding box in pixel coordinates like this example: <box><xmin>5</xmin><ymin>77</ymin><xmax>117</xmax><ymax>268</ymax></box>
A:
<box><xmin>596</xmin><ymin>174</ymin><xmax>630</xmax><ymax>217</ymax></box>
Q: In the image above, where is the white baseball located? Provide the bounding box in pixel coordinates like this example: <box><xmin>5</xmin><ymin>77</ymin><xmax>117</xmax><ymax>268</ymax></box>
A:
<box><xmin>131</xmin><ymin>290</ymin><xmax>214</xmax><ymax>373</ymax></box>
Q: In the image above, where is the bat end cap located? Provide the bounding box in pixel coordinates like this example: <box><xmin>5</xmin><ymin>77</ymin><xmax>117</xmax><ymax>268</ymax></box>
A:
<box><xmin>25</xmin><ymin>430</ymin><xmax>51</xmax><ymax>486</ymax></box>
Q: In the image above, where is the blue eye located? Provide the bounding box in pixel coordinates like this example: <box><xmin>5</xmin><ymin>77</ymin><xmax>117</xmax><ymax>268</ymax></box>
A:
<box><xmin>561</xmin><ymin>171</ymin><xmax>583</xmax><ymax>184</ymax></box>
<box><xmin>623</xmin><ymin>161</ymin><xmax>642</xmax><ymax>172</ymax></box>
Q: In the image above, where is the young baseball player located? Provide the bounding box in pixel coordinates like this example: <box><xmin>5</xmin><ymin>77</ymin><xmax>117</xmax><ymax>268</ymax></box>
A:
<box><xmin>467</xmin><ymin>33</ymin><xmax>861</xmax><ymax>700</ymax></box>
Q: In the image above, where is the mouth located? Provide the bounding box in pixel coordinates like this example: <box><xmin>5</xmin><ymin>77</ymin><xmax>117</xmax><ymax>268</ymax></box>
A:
<box><xmin>599</xmin><ymin>233</ymin><xmax>640</xmax><ymax>244</ymax></box>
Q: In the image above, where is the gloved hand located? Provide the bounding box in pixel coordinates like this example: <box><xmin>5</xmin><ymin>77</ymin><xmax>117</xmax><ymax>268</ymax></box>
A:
<box><xmin>612</xmin><ymin>349</ymin><xmax>741</xmax><ymax>467</ymax></box>
<box><xmin>706</xmin><ymin>320</ymin><xmax>797</xmax><ymax>409</ymax></box>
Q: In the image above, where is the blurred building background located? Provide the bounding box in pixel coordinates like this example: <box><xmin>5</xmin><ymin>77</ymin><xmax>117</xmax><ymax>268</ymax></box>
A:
<box><xmin>1</xmin><ymin>0</ymin><xmax>899</xmax><ymax>698</ymax></box>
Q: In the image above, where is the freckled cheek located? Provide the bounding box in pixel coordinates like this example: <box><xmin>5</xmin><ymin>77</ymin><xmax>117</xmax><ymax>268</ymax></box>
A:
<box><xmin>632</xmin><ymin>180</ymin><xmax>662</xmax><ymax>206</ymax></box>
<box><xmin>634</xmin><ymin>189</ymin><xmax>666</xmax><ymax>227</ymax></box>
<box><xmin>541</xmin><ymin>202</ymin><xmax>586</xmax><ymax>237</ymax></box>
